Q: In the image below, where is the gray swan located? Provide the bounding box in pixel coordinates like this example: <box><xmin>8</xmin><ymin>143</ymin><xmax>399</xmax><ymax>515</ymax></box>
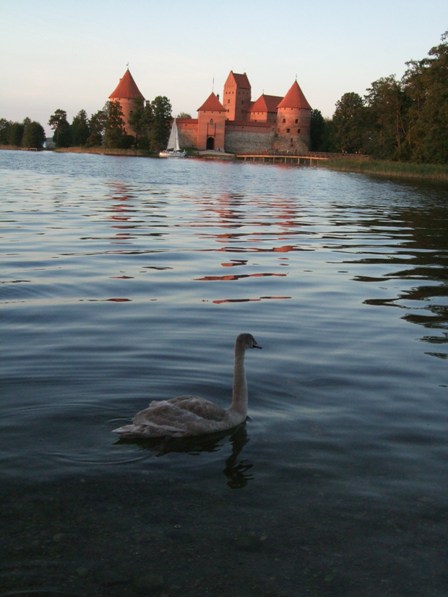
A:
<box><xmin>113</xmin><ymin>333</ymin><xmax>262</xmax><ymax>439</ymax></box>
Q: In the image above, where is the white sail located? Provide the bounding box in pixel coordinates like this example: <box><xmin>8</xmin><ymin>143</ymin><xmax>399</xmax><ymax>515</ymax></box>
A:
<box><xmin>159</xmin><ymin>118</ymin><xmax>186</xmax><ymax>158</ymax></box>
<box><xmin>166</xmin><ymin>119</ymin><xmax>180</xmax><ymax>151</ymax></box>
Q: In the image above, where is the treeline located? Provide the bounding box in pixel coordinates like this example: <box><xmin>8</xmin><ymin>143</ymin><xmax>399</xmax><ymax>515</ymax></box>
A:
<box><xmin>311</xmin><ymin>31</ymin><xmax>448</xmax><ymax>163</ymax></box>
<box><xmin>0</xmin><ymin>96</ymin><xmax>173</xmax><ymax>152</ymax></box>
<box><xmin>48</xmin><ymin>96</ymin><xmax>172</xmax><ymax>152</ymax></box>
<box><xmin>0</xmin><ymin>118</ymin><xmax>46</xmax><ymax>149</ymax></box>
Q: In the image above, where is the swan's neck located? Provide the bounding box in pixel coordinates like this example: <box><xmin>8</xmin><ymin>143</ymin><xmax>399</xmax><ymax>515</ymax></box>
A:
<box><xmin>231</xmin><ymin>346</ymin><xmax>248</xmax><ymax>415</ymax></box>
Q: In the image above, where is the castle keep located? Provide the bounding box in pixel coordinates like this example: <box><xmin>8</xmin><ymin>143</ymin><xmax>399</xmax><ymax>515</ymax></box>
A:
<box><xmin>109</xmin><ymin>69</ymin><xmax>312</xmax><ymax>153</ymax></box>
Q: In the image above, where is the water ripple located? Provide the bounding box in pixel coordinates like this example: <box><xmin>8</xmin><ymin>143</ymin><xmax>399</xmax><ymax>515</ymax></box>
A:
<box><xmin>1</xmin><ymin>152</ymin><xmax>448</xmax><ymax>596</ymax></box>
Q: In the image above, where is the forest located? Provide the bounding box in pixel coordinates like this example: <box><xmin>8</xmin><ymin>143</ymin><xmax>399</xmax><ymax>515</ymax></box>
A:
<box><xmin>0</xmin><ymin>96</ymin><xmax>173</xmax><ymax>153</ymax></box>
<box><xmin>311</xmin><ymin>31</ymin><xmax>448</xmax><ymax>163</ymax></box>
<box><xmin>1</xmin><ymin>31</ymin><xmax>447</xmax><ymax>163</ymax></box>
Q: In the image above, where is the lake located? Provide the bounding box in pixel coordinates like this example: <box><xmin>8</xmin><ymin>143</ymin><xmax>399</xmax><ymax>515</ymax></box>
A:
<box><xmin>1</xmin><ymin>150</ymin><xmax>447</xmax><ymax>596</ymax></box>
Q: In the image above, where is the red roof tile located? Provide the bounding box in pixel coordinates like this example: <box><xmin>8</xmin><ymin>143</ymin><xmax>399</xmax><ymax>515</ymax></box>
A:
<box><xmin>198</xmin><ymin>92</ymin><xmax>226</xmax><ymax>112</ymax></box>
<box><xmin>109</xmin><ymin>69</ymin><xmax>145</xmax><ymax>101</ymax></box>
<box><xmin>277</xmin><ymin>80</ymin><xmax>311</xmax><ymax>110</ymax></box>
<box><xmin>225</xmin><ymin>71</ymin><xmax>251</xmax><ymax>89</ymax></box>
<box><xmin>250</xmin><ymin>94</ymin><xmax>282</xmax><ymax>113</ymax></box>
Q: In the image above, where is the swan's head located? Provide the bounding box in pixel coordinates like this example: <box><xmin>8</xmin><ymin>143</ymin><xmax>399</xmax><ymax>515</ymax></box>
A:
<box><xmin>236</xmin><ymin>333</ymin><xmax>262</xmax><ymax>350</ymax></box>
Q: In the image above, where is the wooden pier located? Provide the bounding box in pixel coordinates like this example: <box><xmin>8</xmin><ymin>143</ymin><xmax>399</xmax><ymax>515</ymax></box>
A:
<box><xmin>235</xmin><ymin>153</ymin><xmax>330</xmax><ymax>165</ymax></box>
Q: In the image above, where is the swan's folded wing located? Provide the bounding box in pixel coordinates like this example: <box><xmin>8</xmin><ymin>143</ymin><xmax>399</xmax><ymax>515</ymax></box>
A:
<box><xmin>168</xmin><ymin>395</ymin><xmax>227</xmax><ymax>421</ymax></box>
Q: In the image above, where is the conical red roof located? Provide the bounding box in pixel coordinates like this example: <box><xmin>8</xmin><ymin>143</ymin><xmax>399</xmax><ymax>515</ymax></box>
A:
<box><xmin>198</xmin><ymin>92</ymin><xmax>226</xmax><ymax>112</ymax></box>
<box><xmin>277</xmin><ymin>80</ymin><xmax>311</xmax><ymax>110</ymax></box>
<box><xmin>109</xmin><ymin>69</ymin><xmax>144</xmax><ymax>100</ymax></box>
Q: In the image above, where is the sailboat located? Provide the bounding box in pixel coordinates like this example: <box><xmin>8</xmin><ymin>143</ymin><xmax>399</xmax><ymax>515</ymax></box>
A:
<box><xmin>159</xmin><ymin>118</ymin><xmax>186</xmax><ymax>158</ymax></box>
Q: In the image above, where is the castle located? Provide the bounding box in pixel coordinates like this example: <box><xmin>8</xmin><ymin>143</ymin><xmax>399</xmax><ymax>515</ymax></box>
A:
<box><xmin>109</xmin><ymin>69</ymin><xmax>312</xmax><ymax>154</ymax></box>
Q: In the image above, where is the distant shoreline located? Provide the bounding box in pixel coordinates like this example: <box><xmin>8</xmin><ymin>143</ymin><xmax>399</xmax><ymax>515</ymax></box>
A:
<box><xmin>2</xmin><ymin>145</ymin><xmax>447</xmax><ymax>183</ymax></box>
<box><xmin>321</xmin><ymin>157</ymin><xmax>448</xmax><ymax>184</ymax></box>
<box><xmin>0</xmin><ymin>145</ymin><xmax>154</xmax><ymax>157</ymax></box>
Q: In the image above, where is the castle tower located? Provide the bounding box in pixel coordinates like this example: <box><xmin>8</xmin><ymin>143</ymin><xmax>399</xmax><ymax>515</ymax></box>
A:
<box><xmin>109</xmin><ymin>68</ymin><xmax>145</xmax><ymax>136</ymax></box>
<box><xmin>275</xmin><ymin>80</ymin><xmax>312</xmax><ymax>152</ymax></box>
<box><xmin>197</xmin><ymin>92</ymin><xmax>226</xmax><ymax>150</ymax></box>
<box><xmin>223</xmin><ymin>71</ymin><xmax>251</xmax><ymax>122</ymax></box>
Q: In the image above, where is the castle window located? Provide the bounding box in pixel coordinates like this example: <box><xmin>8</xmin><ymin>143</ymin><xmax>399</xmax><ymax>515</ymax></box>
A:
<box><xmin>297</xmin><ymin>128</ymin><xmax>301</xmax><ymax>134</ymax></box>
<box><xmin>286</xmin><ymin>128</ymin><xmax>290</xmax><ymax>133</ymax></box>
<box><xmin>295</xmin><ymin>119</ymin><xmax>298</xmax><ymax>124</ymax></box>
<box><xmin>282</xmin><ymin>118</ymin><xmax>286</xmax><ymax>123</ymax></box>
<box><xmin>210</xmin><ymin>118</ymin><xmax>214</xmax><ymax>125</ymax></box>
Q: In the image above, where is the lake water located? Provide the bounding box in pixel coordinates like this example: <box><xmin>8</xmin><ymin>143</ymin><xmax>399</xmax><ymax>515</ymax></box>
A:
<box><xmin>1</xmin><ymin>150</ymin><xmax>447</xmax><ymax>596</ymax></box>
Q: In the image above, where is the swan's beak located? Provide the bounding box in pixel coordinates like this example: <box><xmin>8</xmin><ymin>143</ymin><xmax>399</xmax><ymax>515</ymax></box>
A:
<box><xmin>253</xmin><ymin>342</ymin><xmax>262</xmax><ymax>349</ymax></box>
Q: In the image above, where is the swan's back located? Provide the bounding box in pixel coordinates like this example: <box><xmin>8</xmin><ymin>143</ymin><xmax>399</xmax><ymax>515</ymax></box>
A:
<box><xmin>114</xmin><ymin>395</ymin><xmax>234</xmax><ymax>438</ymax></box>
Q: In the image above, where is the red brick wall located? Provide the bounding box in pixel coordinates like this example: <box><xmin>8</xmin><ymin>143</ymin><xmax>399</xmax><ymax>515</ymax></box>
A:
<box><xmin>223</xmin><ymin>81</ymin><xmax>251</xmax><ymax>121</ymax></box>
<box><xmin>197</xmin><ymin>111</ymin><xmax>226</xmax><ymax>150</ymax></box>
<box><xmin>177</xmin><ymin>119</ymin><xmax>198</xmax><ymax>148</ymax></box>
<box><xmin>275</xmin><ymin>107</ymin><xmax>311</xmax><ymax>152</ymax></box>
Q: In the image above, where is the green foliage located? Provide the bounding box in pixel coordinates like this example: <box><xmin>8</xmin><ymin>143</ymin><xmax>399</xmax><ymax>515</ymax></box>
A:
<box><xmin>327</xmin><ymin>31</ymin><xmax>448</xmax><ymax>164</ymax></box>
<box><xmin>129</xmin><ymin>97</ymin><xmax>172</xmax><ymax>152</ymax></box>
<box><xmin>332</xmin><ymin>92</ymin><xmax>367</xmax><ymax>153</ymax></box>
<box><xmin>324</xmin><ymin>157</ymin><xmax>448</xmax><ymax>182</ymax></box>
<box><xmin>86</xmin><ymin>110</ymin><xmax>106</xmax><ymax>147</ymax></box>
<box><xmin>8</xmin><ymin>122</ymin><xmax>25</xmax><ymax>146</ymax></box>
<box><xmin>403</xmin><ymin>32</ymin><xmax>448</xmax><ymax>163</ymax></box>
<box><xmin>129</xmin><ymin>101</ymin><xmax>153</xmax><ymax>149</ymax></box>
<box><xmin>4</xmin><ymin>86</ymin><xmax>174</xmax><ymax>153</ymax></box>
<box><xmin>149</xmin><ymin>96</ymin><xmax>172</xmax><ymax>151</ymax></box>
<box><xmin>310</xmin><ymin>109</ymin><xmax>324</xmax><ymax>151</ymax></box>
<box><xmin>0</xmin><ymin>117</ymin><xmax>46</xmax><ymax>148</ymax></box>
<box><xmin>103</xmin><ymin>101</ymin><xmax>128</xmax><ymax>149</ymax></box>
<box><xmin>0</xmin><ymin>118</ymin><xmax>10</xmax><ymax>144</ymax></box>
<box><xmin>364</xmin><ymin>75</ymin><xmax>410</xmax><ymax>160</ymax></box>
<box><xmin>310</xmin><ymin>109</ymin><xmax>335</xmax><ymax>151</ymax></box>
<box><xmin>22</xmin><ymin>120</ymin><xmax>45</xmax><ymax>149</ymax></box>
<box><xmin>49</xmin><ymin>109</ymin><xmax>72</xmax><ymax>147</ymax></box>
<box><xmin>71</xmin><ymin>109</ymin><xmax>89</xmax><ymax>146</ymax></box>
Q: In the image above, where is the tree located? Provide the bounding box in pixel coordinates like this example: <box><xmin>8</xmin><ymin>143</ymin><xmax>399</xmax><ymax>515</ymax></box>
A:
<box><xmin>49</xmin><ymin>108</ymin><xmax>72</xmax><ymax>147</ymax></box>
<box><xmin>103</xmin><ymin>100</ymin><xmax>127</xmax><ymax>148</ymax></box>
<box><xmin>22</xmin><ymin>119</ymin><xmax>46</xmax><ymax>149</ymax></box>
<box><xmin>0</xmin><ymin>118</ymin><xmax>10</xmax><ymax>144</ymax></box>
<box><xmin>332</xmin><ymin>92</ymin><xmax>366</xmax><ymax>153</ymax></box>
<box><xmin>149</xmin><ymin>96</ymin><xmax>172</xmax><ymax>151</ymax></box>
<box><xmin>364</xmin><ymin>75</ymin><xmax>410</xmax><ymax>160</ymax></box>
<box><xmin>8</xmin><ymin>121</ymin><xmax>24</xmax><ymax>146</ymax></box>
<box><xmin>71</xmin><ymin>109</ymin><xmax>89</xmax><ymax>146</ymax></box>
<box><xmin>86</xmin><ymin>109</ymin><xmax>106</xmax><ymax>146</ymax></box>
<box><xmin>310</xmin><ymin>109</ymin><xmax>326</xmax><ymax>151</ymax></box>
<box><xmin>403</xmin><ymin>31</ymin><xmax>448</xmax><ymax>163</ymax></box>
<box><xmin>129</xmin><ymin>101</ymin><xmax>153</xmax><ymax>149</ymax></box>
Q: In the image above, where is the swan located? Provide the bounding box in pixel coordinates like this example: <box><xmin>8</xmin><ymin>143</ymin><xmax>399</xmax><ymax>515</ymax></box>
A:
<box><xmin>112</xmin><ymin>333</ymin><xmax>262</xmax><ymax>439</ymax></box>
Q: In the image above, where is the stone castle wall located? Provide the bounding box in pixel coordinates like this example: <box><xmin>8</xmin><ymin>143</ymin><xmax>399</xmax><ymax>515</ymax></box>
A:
<box><xmin>272</xmin><ymin>135</ymin><xmax>310</xmax><ymax>154</ymax></box>
<box><xmin>224</xmin><ymin>122</ymin><xmax>276</xmax><ymax>153</ymax></box>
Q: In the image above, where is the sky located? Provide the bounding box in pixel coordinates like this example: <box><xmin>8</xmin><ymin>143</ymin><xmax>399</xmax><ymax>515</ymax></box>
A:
<box><xmin>1</xmin><ymin>0</ymin><xmax>447</xmax><ymax>134</ymax></box>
